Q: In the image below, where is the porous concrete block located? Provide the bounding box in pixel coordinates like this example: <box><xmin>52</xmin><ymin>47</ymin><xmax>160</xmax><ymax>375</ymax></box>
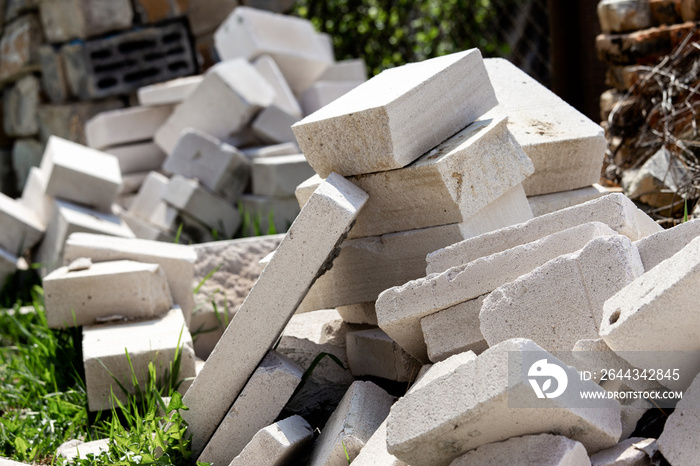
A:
<box><xmin>38</xmin><ymin>0</ymin><xmax>133</xmax><ymax>43</ymax></box>
<box><xmin>12</xmin><ymin>138</ymin><xmax>43</xmax><ymax>191</ymax></box>
<box><xmin>137</xmin><ymin>75</ymin><xmax>203</xmax><ymax>107</ymax></box>
<box><xmin>252</xmin><ymin>154</ymin><xmax>314</xmax><ymax>198</ymax></box>
<box><xmin>449</xmin><ymin>434</ymin><xmax>590</xmax><ymax>466</ymax></box>
<box><xmin>56</xmin><ymin>438</ymin><xmax>110</xmax><ymax>461</ymax></box>
<box><xmin>657</xmin><ymin>371</ymin><xmax>700</xmax><ymax>464</ymax></box>
<box><xmin>85</xmin><ymin>105</ymin><xmax>173</xmax><ymax>150</ymax></box>
<box><xmin>458</xmin><ymin>182</ymin><xmax>534</xmax><ymax>239</ymax></box>
<box><xmin>378</xmin><ymin>222</ymin><xmax>619</xmax><ymax>362</ymax></box>
<box><xmin>346</xmin><ymin>328</ymin><xmax>420</xmax><ymax>382</ymax></box>
<box><xmin>154</xmin><ymin>59</ymin><xmax>275</xmax><ymax>154</ymax></box>
<box><xmin>590</xmin><ymin>437</ymin><xmax>655</xmax><ymax>466</ymax></box>
<box><xmin>38</xmin><ymin>44</ymin><xmax>69</xmax><ymax>104</ymax></box>
<box><xmin>0</xmin><ymin>14</ymin><xmax>43</xmax><ymax>84</ymax></box>
<box><xmin>105</xmin><ymin>141</ymin><xmax>166</xmax><ymax>175</ymax></box>
<box><xmin>598</xmin><ymin>0</ymin><xmax>652</xmax><ymax>33</ymax></box>
<box><xmin>426</xmin><ymin>193</ymin><xmax>662</xmax><ymax>275</ymax></box>
<box><xmin>528</xmin><ymin>184</ymin><xmax>611</xmax><ymax>217</ymax></box>
<box><xmin>251</xmin><ymin>104</ymin><xmax>299</xmax><ymax>144</ymax></box>
<box><xmin>481</xmin><ymin>235</ymin><xmax>644</xmax><ymax>352</ymax></box>
<box><xmin>229</xmin><ymin>416</ymin><xmax>311</xmax><ymax>466</ymax></box>
<box><xmin>301</xmin><ymin>80</ymin><xmax>365</xmax><ymax>116</ymax></box>
<box><xmin>0</xmin><ymin>191</ymin><xmax>44</xmax><ymax>255</ymax></box>
<box><xmin>38</xmin><ymin>99</ymin><xmax>124</xmax><ymax>145</ymax></box>
<box><xmin>165</xmin><ymin>175</ymin><xmax>240</xmax><ymax>238</ymax></box>
<box><xmin>386</xmin><ymin>339</ymin><xmax>621</xmax><ymax>466</ymax></box>
<box><xmin>253</xmin><ymin>54</ymin><xmax>303</xmax><ymax>118</ymax></box>
<box><xmin>43</xmin><ymin>259</ymin><xmax>173</xmax><ymax>328</ymax></box>
<box><xmin>3</xmin><ymin>74</ymin><xmax>39</xmax><ymax>137</ymax></box>
<box><xmin>240</xmin><ymin>194</ymin><xmax>300</xmax><ymax>235</ymax></box>
<box><xmin>483</xmin><ymin>58</ymin><xmax>606</xmax><ymax>196</ymax></box>
<box><xmin>181</xmin><ymin>173</ymin><xmax>368</xmax><ymax>453</ymax></box>
<box><xmin>319</xmin><ymin>58</ymin><xmax>368</xmax><ymax>82</ymax></box>
<box><xmin>127</xmin><ymin>172</ymin><xmax>174</xmax><ymax>231</ymax></box>
<box><xmin>19</xmin><ymin>166</ymin><xmax>51</xmax><ymax>227</ymax></box>
<box><xmin>421</xmin><ymin>295</ymin><xmax>489</xmax><ymax>363</ymax></box>
<box><xmin>83</xmin><ymin>307</ymin><xmax>195</xmax><ymax>411</ymax></box>
<box><xmin>293</xmin><ymin>49</ymin><xmax>497</xmax><ymax>178</ymax></box>
<box><xmin>309</xmin><ymin>381</ymin><xmax>396</xmax><ymax>466</ymax></box>
<box><xmin>40</xmin><ymin>136</ymin><xmax>122</xmax><ymax>213</ymax></box>
<box><xmin>63</xmin><ymin>232</ymin><xmax>197</xmax><ymax>326</ymax></box>
<box><xmin>337</xmin><ymin>302</ymin><xmax>377</xmax><ymax>325</ymax></box>
<box><xmin>164</xmin><ymin>129</ymin><xmax>251</xmax><ymax>202</ymax></box>
<box><xmin>634</xmin><ymin>217</ymin><xmax>700</xmax><ymax>271</ymax></box>
<box><xmin>198</xmin><ymin>352</ymin><xmax>303</xmax><ymax>465</ymax></box>
<box><xmin>352</xmin><ymin>420</ymin><xmax>407</xmax><ymax>466</ymax></box>
<box><xmin>600</xmin><ymin>235</ymin><xmax>700</xmax><ymax>391</ymax></box>
<box><xmin>241</xmin><ymin>142</ymin><xmax>300</xmax><ymax>159</ymax></box>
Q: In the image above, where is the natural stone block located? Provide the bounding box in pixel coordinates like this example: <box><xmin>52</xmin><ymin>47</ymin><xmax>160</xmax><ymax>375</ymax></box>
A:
<box><xmin>18</xmin><ymin>166</ymin><xmax>51</xmax><ymax>227</ymax></box>
<box><xmin>38</xmin><ymin>0</ymin><xmax>133</xmax><ymax>43</ymax></box>
<box><xmin>105</xmin><ymin>141</ymin><xmax>166</xmax><ymax>175</ymax></box>
<box><xmin>5</xmin><ymin>0</ymin><xmax>36</xmax><ymax>23</ymax></box>
<box><xmin>3</xmin><ymin>74</ymin><xmax>39</xmax><ymax>137</ymax></box>
<box><xmin>0</xmin><ymin>14</ymin><xmax>43</xmax><ymax>84</ymax></box>
<box><xmin>597</xmin><ymin>0</ymin><xmax>652</xmax><ymax>33</ymax></box>
<box><xmin>228</xmin><ymin>415</ymin><xmax>312</xmax><ymax>466</ymax></box>
<box><xmin>0</xmin><ymin>191</ymin><xmax>43</xmax><ymax>255</ymax></box>
<box><xmin>252</xmin><ymin>154</ymin><xmax>313</xmax><ymax>198</ymax></box>
<box><xmin>657</xmin><ymin>371</ymin><xmax>700</xmax><ymax>464</ymax></box>
<box><xmin>38</xmin><ymin>44</ymin><xmax>69</xmax><ymax>104</ymax></box>
<box><xmin>85</xmin><ymin>105</ymin><xmax>173</xmax><ymax>150</ymax></box>
<box><xmin>11</xmin><ymin>138</ymin><xmax>42</xmax><ymax>191</ymax></box>
<box><xmin>352</xmin><ymin>420</ymin><xmax>407</xmax><ymax>466</ymax></box>
<box><xmin>38</xmin><ymin>100</ymin><xmax>124</xmax><ymax>145</ymax></box>
<box><xmin>187</xmin><ymin>0</ymin><xmax>238</xmax><ymax>36</ymax></box>
<box><xmin>596</xmin><ymin>22</ymin><xmax>695</xmax><ymax>66</ymax></box>
<box><xmin>450</xmin><ymin>434</ymin><xmax>590</xmax><ymax>466</ymax></box>
<box><xmin>253</xmin><ymin>54</ymin><xmax>302</xmax><ymax>118</ymax></box>
<box><xmin>681</xmin><ymin>0</ymin><xmax>700</xmax><ymax>21</ymax></box>
<box><xmin>528</xmin><ymin>184</ymin><xmax>611</xmax><ymax>217</ymax></box>
<box><xmin>137</xmin><ymin>75</ymin><xmax>203</xmax><ymax>107</ymax></box>
<box><xmin>346</xmin><ymin>328</ymin><xmax>420</xmax><ymax>382</ymax></box>
<box><xmin>634</xmin><ymin>217</ymin><xmax>700</xmax><ymax>271</ymax></box>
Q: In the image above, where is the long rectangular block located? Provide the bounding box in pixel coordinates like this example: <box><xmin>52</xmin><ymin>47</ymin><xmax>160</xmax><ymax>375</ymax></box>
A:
<box><xmin>197</xmin><ymin>351</ymin><xmax>303</xmax><ymax>465</ymax></box>
<box><xmin>83</xmin><ymin>307</ymin><xmax>195</xmax><ymax>411</ymax></box>
<box><xmin>253</xmin><ymin>54</ymin><xmax>303</xmax><ymax>118</ymax></box>
<box><xmin>252</xmin><ymin>154</ymin><xmax>314</xmax><ymax>198</ymax></box>
<box><xmin>0</xmin><ymin>14</ymin><xmax>44</xmax><ymax>84</ymax></box>
<box><xmin>293</xmin><ymin>50</ymin><xmax>497</xmax><ymax>178</ymax></box>
<box><xmin>241</xmin><ymin>142</ymin><xmax>300</xmax><ymax>159</ymax></box>
<box><xmin>181</xmin><ymin>173</ymin><xmax>368</xmax><ymax>453</ymax></box>
<box><xmin>528</xmin><ymin>184</ymin><xmax>611</xmax><ymax>217</ymax></box>
<box><xmin>137</xmin><ymin>75</ymin><xmax>204</xmax><ymax>107</ymax></box>
<box><xmin>378</xmin><ymin>222</ymin><xmax>619</xmax><ymax>362</ymax></box>
<box><xmin>346</xmin><ymin>328</ymin><xmax>420</xmax><ymax>382</ymax></box>
<box><xmin>450</xmin><ymin>434</ymin><xmax>590</xmax><ymax>466</ymax></box>
<box><xmin>85</xmin><ymin>105</ymin><xmax>173</xmax><ymax>150</ymax></box>
<box><xmin>251</xmin><ymin>104</ymin><xmax>299</xmax><ymax>144</ymax></box>
<box><xmin>634</xmin><ymin>217</ymin><xmax>700</xmax><ymax>271</ymax></box>
<box><xmin>426</xmin><ymin>193</ymin><xmax>662</xmax><ymax>275</ymax></box>
<box><xmin>0</xmin><ymin>192</ymin><xmax>44</xmax><ymax>255</ymax></box>
<box><xmin>19</xmin><ymin>167</ymin><xmax>52</xmax><ymax>227</ymax></box>
<box><xmin>43</xmin><ymin>259</ymin><xmax>173</xmax><ymax>329</ymax></box>
<box><xmin>38</xmin><ymin>0</ymin><xmax>133</xmax><ymax>43</ymax></box>
<box><xmin>228</xmin><ymin>416</ymin><xmax>313</xmax><ymax>466</ymax></box>
<box><xmin>0</xmin><ymin>247</ymin><xmax>18</xmax><ymax>289</ymax></box>
<box><xmin>458</xmin><ymin>182</ymin><xmax>533</xmax><ymax>239</ymax></box>
<box><xmin>63</xmin><ymin>232</ymin><xmax>197</xmax><ymax>326</ymax></box>
<box><xmin>105</xmin><ymin>141</ymin><xmax>166</xmax><ymax>175</ymax></box>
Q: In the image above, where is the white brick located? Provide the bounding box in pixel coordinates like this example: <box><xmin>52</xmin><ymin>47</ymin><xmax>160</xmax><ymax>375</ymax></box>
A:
<box><xmin>240</xmin><ymin>194</ymin><xmax>300</xmax><ymax>235</ymax></box>
<box><xmin>251</xmin><ymin>104</ymin><xmax>299</xmax><ymax>144</ymax></box>
<box><xmin>658</xmin><ymin>372</ymin><xmax>700</xmax><ymax>464</ymax></box>
<box><xmin>19</xmin><ymin>167</ymin><xmax>52</xmax><ymax>227</ymax></box>
<box><xmin>252</xmin><ymin>54</ymin><xmax>303</xmax><ymax>118</ymax></box>
<box><xmin>634</xmin><ymin>217</ymin><xmax>700</xmax><ymax>271</ymax></box>
<box><xmin>241</xmin><ymin>142</ymin><xmax>300</xmax><ymax>159</ymax></box>
<box><xmin>590</xmin><ymin>437</ymin><xmax>656</xmax><ymax>466</ymax></box>
<box><xmin>295</xmin><ymin>174</ymin><xmax>321</xmax><ymax>207</ymax></box>
<box><xmin>0</xmin><ymin>192</ymin><xmax>44</xmax><ymax>254</ymax></box>
<box><xmin>63</xmin><ymin>232</ymin><xmax>197</xmax><ymax>326</ymax></box>
<box><xmin>352</xmin><ymin>420</ymin><xmax>407</xmax><ymax>466</ymax></box>
<box><xmin>458</xmin><ymin>183</ymin><xmax>533</xmax><ymax>239</ymax></box>
<box><xmin>83</xmin><ymin>307</ymin><xmax>195</xmax><ymax>412</ymax></box>
<box><xmin>301</xmin><ymin>80</ymin><xmax>364</xmax><ymax>116</ymax></box>
<box><xmin>128</xmin><ymin>172</ymin><xmax>175</xmax><ymax>230</ymax></box>
<box><xmin>229</xmin><ymin>416</ymin><xmax>313</xmax><ymax>466</ymax></box>
<box><xmin>181</xmin><ymin>173</ymin><xmax>368</xmax><ymax>453</ymax></box>
<box><xmin>105</xmin><ymin>141</ymin><xmax>166</xmax><ymax>175</ymax></box>
<box><xmin>427</xmin><ymin>193</ymin><xmax>662</xmax><ymax>275</ymax></box>
<box><xmin>346</xmin><ymin>328</ymin><xmax>420</xmax><ymax>382</ymax></box>
<box><xmin>85</xmin><ymin>106</ymin><xmax>173</xmax><ymax>150</ymax></box>
<box><xmin>528</xmin><ymin>184</ymin><xmax>612</xmax><ymax>217</ymax></box>
<box><xmin>386</xmin><ymin>339</ymin><xmax>621</xmax><ymax>465</ymax></box>
<box><xmin>309</xmin><ymin>381</ymin><xmax>395</xmax><ymax>466</ymax></box>
<box><xmin>252</xmin><ymin>154</ymin><xmax>314</xmax><ymax>198</ymax></box>
<box><xmin>40</xmin><ymin>136</ymin><xmax>122</xmax><ymax>212</ymax></box>
<box><xmin>198</xmin><ymin>351</ymin><xmax>303</xmax><ymax>465</ymax></box>
<box><xmin>337</xmin><ymin>302</ymin><xmax>377</xmax><ymax>325</ymax></box>
<box><xmin>293</xmin><ymin>50</ymin><xmax>498</xmax><ymax>178</ymax></box>
<box><xmin>119</xmin><ymin>209</ymin><xmax>175</xmax><ymax>242</ymax></box>
<box><xmin>449</xmin><ymin>434</ymin><xmax>590</xmax><ymax>466</ymax></box>
<box><xmin>137</xmin><ymin>75</ymin><xmax>203</xmax><ymax>107</ymax></box>
<box><xmin>483</xmin><ymin>58</ymin><xmax>606</xmax><ymax>196</ymax></box>
<box><xmin>481</xmin><ymin>235</ymin><xmax>644</xmax><ymax>352</ymax></box>
<box><xmin>319</xmin><ymin>58</ymin><xmax>368</xmax><ymax>82</ymax></box>
<box><xmin>155</xmin><ymin>59</ymin><xmax>275</xmax><ymax>154</ymax></box>
<box><xmin>378</xmin><ymin>222</ymin><xmax>618</xmax><ymax>362</ymax></box>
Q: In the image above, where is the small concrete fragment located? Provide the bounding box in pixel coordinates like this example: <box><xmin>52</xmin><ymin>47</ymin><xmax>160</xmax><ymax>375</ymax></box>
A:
<box><xmin>657</xmin><ymin>371</ymin><xmax>700</xmax><ymax>465</ymax></box>
<box><xmin>0</xmin><ymin>15</ymin><xmax>44</xmax><ymax>84</ymax></box>
<box><xmin>137</xmin><ymin>75</ymin><xmax>204</xmax><ymax>107</ymax></box>
<box><xmin>0</xmin><ymin>192</ymin><xmax>44</xmax><ymax>255</ymax></box>
<box><xmin>634</xmin><ymin>217</ymin><xmax>700</xmax><ymax>271</ymax></box>
<box><xmin>309</xmin><ymin>381</ymin><xmax>396</xmax><ymax>466</ymax></box>
<box><xmin>293</xmin><ymin>49</ymin><xmax>497</xmax><ymax>178</ymax></box>
<box><xmin>85</xmin><ymin>105</ymin><xmax>173</xmax><ymax>150</ymax></box>
<box><xmin>449</xmin><ymin>434</ymin><xmax>590</xmax><ymax>466</ymax></box>
<box><xmin>528</xmin><ymin>184</ymin><xmax>611</xmax><ymax>217</ymax></box>
<box><xmin>252</xmin><ymin>154</ymin><xmax>314</xmax><ymax>198</ymax></box>
<box><xmin>590</xmin><ymin>437</ymin><xmax>655</xmax><ymax>466</ymax></box>
<box><xmin>228</xmin><ymin>416</ymin><xmax>313</xmax><ymax>466</ymax></box>
<box><xmin>346</xmin><ymin>328</ymin><xmax>420</xmax><ymax>382</ymax></box>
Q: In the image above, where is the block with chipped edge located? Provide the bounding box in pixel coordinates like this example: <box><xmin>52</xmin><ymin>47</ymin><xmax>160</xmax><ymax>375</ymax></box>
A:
<box><xmin>346</xmin><ymin>328</ymin><xmax>421</xmax><ymax>382</ymax></box>
<box><xmin>228</xmin><ymin>415</ymin><xmax>313</xmax><ymax>466</ymax></box>
<box><xmin>449</xmin><ymin>434</ymin><xmax>590</xmax><ymax>466</ymax></box>
<box><xmin>105</xmin><ymin>141</ymin><xmax>166</xmax><ymax>175</ymax></box>
<box><xmin>252</xmin><ymin>153</ymin><xmax>315</xmax><ymax>198</ymax></box>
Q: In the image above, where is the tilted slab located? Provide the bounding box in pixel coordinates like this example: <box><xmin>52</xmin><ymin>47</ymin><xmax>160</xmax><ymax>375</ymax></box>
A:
<box><xmin>633</xmin><ymin>217</ymin><xmax>700</xmax><ymax>271</ymax></box>
<box><xmin>228</xmin><ymin>416</ymin><xmax>313</xmax><ymax>466</ymax></box>
<box><xmin>449</xmin><ymin>434</ymin><xmax>590</xmax><ymax>466</ymax></box>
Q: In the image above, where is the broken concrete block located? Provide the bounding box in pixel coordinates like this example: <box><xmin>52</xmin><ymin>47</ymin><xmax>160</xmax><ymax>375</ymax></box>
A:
<box><xmin>458</xmin><ymin>182</ymin><xmax>533</xmax><ymax>239</ymax></box>
<box><xmin>3</xmin><ymin>74</ymin><xmax>39</xmax><ymax>137</ymax></box>
<box><xmin>165</xmin><ymin>175</ymin><xmax>240</xmax><ymax>238</ymax></box>
<box><xmin>481</xmin><ymin>235</ymin><xmax>644</xmax><ymax>352</ymax></box>
<box><xmin>449</xmin><ymin>434</ymin><xmax>590</xmax><ymax>466</ymax></box>
<box><xmin>379</xmin><ymin>222</ymin><xmax>619</xmax><ymax>362</ymax></box>
<box><xmin>300</xmin><ymin>80</ymin><xmax>365</xmax><ymax>116</ymax></box>
<box><xmin>83</xmin><ymin>307</ymin><xmax>195</xmax><ymax>412</ymax></box>
<box><xmin>191</xmin><ymin>234</ymin><xmax>284</xmax><ymax>359</ymax></box>
<box><xmin>352</xmin><ymin>420</ymin><xmax>407</xmax><ymax>466</ymax></box>
<box><xmin>657</xmin><ymin>371</ymin><xmax>700</xmax><ymax>464</ymax></box>
<box><xmin>309</xmin><ymin>381</ymin><xmax>396</xmax><ymax>466</ymax></box>
<box><xmin>198</xmin><ymin>352</ymin><xmax>303</xmax><ymax>465</ymax></box>
<box><xmin>421</xmin><ymin>295</ymin><xmax>489</xmax><ymax>363</ymax></box>
<box><xmin>181</xmin><ymin>173</ymin><xmax>368</xmax><ymax>453</ymax></box>
<box><xmin>253</xmin><ymin>54</ymin><xmax>303</xmax><ymax>118</ymax></box>
<box><xmin>483</xmin><ymin>58</ymin><xmax>606</xmax><ymax>196</ymax></box>
<box><xmin>19</xmin><ymin>166</ymin><xmax>51</xmax><ymax>227</ymax></box>
<box><xmin>337</xmin><ymin>302</ymin><xmax>377</xmax><ymax>325</ymax></box>
<box><xmin>63</xmin><ymin>232</ymin><xmax>197</xmax><ymax>326</ymax></box>
<box><xmin>40</xmin><ymin>136</ymin><xmax>122</xmax><ymax>213</ymax></box>
<box><xmin>634</xmin><ymin>217</ymin><xmax>700</xmax><ymax>271</ymax></box>
<box><xmin>252</xmin><ymin>154</ymin><xmax>314</xmax><ymax>198</ymax></box>
<box><xmin>597</xmin><ymin>0</ymin><xmax>652</xmax><ymax>33</ymax></box>
<box><xmin>240</xmin><ymin>194</ymin><xmax>300</xmax><ymax>235</ymax></box>
<box><xmin>38</xmin><ymin>99</ymin><xmax>124</xmax><ymax>145</ymax></box>
<box><xmin>600</xmin><ymin>235</ymin><xmax>700</xmax><ymax>391</ymax></box>
<box><xmin>590</xmin><ymin>437</ymin><xmax>656</xmax><ymax>466</ymax></box>
<box><xmin>426</xmin><ymin>193</ymin><xmax>662</xmax><ymax>275</ymax></box>
<box><xmin>251</xmin><ymin>104</ymin><xmax>299</xmax><ymax>144</ymax></box>
<box><xmin>293</xmin><ymin>49</ymin><xmax>497</xmax><ymax>178</ymax></box>
<box><xmin>346</xmin><ymin>328</ymin><xmax>420</xmax><ymax>382</ymax></box>
<box><xmin>164</xmin><ymin>129</ymin><xmax>251</xmax><ymax>202</ymax></box>
<box><xmin>241</xmin><ymin>142</ymin><xmax>300</xmax><ymax>159</ymax></box>
<box><xmin>0</xmin><ymin>14</ymin><xmax>43</xmax><ymax>84</ymax></box>
<box><xmin>528</xmin><ymin>184</ymin><xmax>611</xmax><ymax>217</ymax></box>
<box><xmin>137</xmin><ymin>75</ymin><xmax>203</xmax><ymax>107</ymax></box>
<box><xmin>56</xmin><ymin>438</ymin><xmax>110</xmax><ymax>461</ymax></box>
<box><xmin>43</xmin><ymin>259</ymin><xmax>172</xmax><ymax>328</ymax></box>
<box><xmin>38</xmin><ymin>0</ymin><xmax>133</xmax><ymax>43</ymax></box>
<box><xmin>85</xmin><ymin>105</ymin><xmax>173</xmax><ymax>150</ymax></box>
<box><xmin>0</xmin><ymin>191</ymin><xmax>44</xmax><ymax>255</ymax></box>
<box><xmin>319</xmin><ymin>58</ymin><xmax>368</xmax><ymax>82</ymax></box>
<box><xmin>155</xmin><ymin>59</ymin><xmax>275</xmax><ymax>154</ymax></box>
<box><xmin>386</xmin><ymin>339</ymin><xmax>621</xmax><ymax>466</ymax></box>
<box><xmin>229</xmin><ymin>415</ymin><xmax>312</xmax><ymax>466</ymax></box>
<box><xmin>12</xmin><ymin>138</ymin><xmax>43</xmax><ymax>191</ymax></box>
<box><xmin>105</xmin><ymin>141</ymin><xmax>166</xmax><ymax>175</ymax></box>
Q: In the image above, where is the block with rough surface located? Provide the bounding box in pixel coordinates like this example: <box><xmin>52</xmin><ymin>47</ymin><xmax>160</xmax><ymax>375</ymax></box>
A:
<box><xmin>105</xmin><ymin>141</ymin><xmax>166</xmax><ymax>175</ymax></box>
<box><xmin>634</xmin><ymin>217</ymin><xmax>700</xmax><ymax>271</ymax></box>
<box><xmin>85</xmin><ymin>105</ymin><xmax>173</xmax><ymax>150</ymax></box>
<box><xmin>590</xmin><ymin>437</ymin><xmax>656</xmax><ymax>466</ymax></box>
<box><xmin>346</xmin><ymin>328</ymin><xmax>420</xmax><ymax>382</ymax></box>
<box><xmin>657</xmin><ymin>372</ymin><xmax>700</xmax><ymax>465</ymax></box>
<box><xmin>351</xmin><ymin>420</ymin><xmax>407</xmax><ymax>466</ymax></box>
<box><xmin>252</xmin><ymin>154</ymin><xmax>314</xmax><ymax>198</ymax></box>
<box><xmin>449</xmin><ymin>434</ymin><xmax>590</xmax><ymax>466</ymax></box>
<box><xmin>229</xmin><ymin>416</ymin><xmax>313</xmax><ymax>466</ymax></box>
<box><xmin>39</xmin><ymin>0</ymin><xmax>133</xmax><ymax>43</ymax></box>
<box><xmin>528</xmin><ymin>184</ymin><xmax>611</xmax><ymax>217</ymax></box>
<box><xmin>0</xmin><ymin>192</ymin><xmax>44</xmax><ymax>255</ymax></box>
<box><xmin>253</xmin><ymin>55</ymin><xmax>303</xmax><ymax>118</ymax></box>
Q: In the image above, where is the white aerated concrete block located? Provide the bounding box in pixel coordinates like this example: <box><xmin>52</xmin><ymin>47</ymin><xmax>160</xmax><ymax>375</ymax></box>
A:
<box><xmin>85</xmin><ymin>105</ymin><xmax>174</xmax><ymax>150</ymax></box>
<box><xmin>386</xmin><ymin>339</ymin><xmax>621</xmax><ymax>466</ymax></box>
<box><xmin>251</xmin><ymin>104</ymin><xmax>299</xmax><ymax>144</ymax></box>
<box><xmin>378</xmin><ymin>222</ymin><xmax>618</xmax><ymax>362</ymax></box>
<box><xmin>481</xmin><ymin>235</ymin><xmax>644</xmax><ymax>352</ymax></box>
<box><xmin>19</xmin><ymin>167</ymin><xmax>52</xmax><ymax>227</ymax></box>
<box><xmin>164</xmin><ymin>129</ymin><xmax>251</xmax><ymax>202</ymax></box>
<box><xmin>128</xmin><ymin>172</ymin><xmax>175</xmax><ymax>231</ymax></box>
<box><xmin>337</xmin><ymin>302</ymin><xmax>377</xmax><ymax>325</ymax></box>
<box><xmin>600</xmin><ymin>236</ymin><xmax>700</xmax><ymax>391</ymax></box>
<box><xmin>590</xmin><ymin>437</ymin><xmax>656</xmax><ymax>466</ymax></box>
<box><xmin>309</xmin><ymin>381</ymin><xmax>396</xmax><ymax>466</ymax></box>
<box><xmin>458</xmin><ymin>182</ymin><xmax>533</xmax><ymax>239</ymax></box>
<box><xmin>40</xmin><ymin>136</ymin><xmax>122</xmax><ymax>213</ymax></box>
<box><xmin>346</xmin><ymin>328</ymin><xmax>420</xmax><ymax>382</ymax></box>
<box><xmin>252</xmin><ymin>154</ymin><xmax>314</xmax><ymax>197</ymax></box>
<box><xmin>181</xmin><ymin>173</ymin><xmax>368</xmax><ymax>453</ymax></box>
<box><xmin>83</xmin><ymin>307</ymin><xmax>195</xmax><ymax>412</ymax></box>
<box><xmin>105</xmin><ymin>142</ymin><xmax>166</xmax><ymax>175</ymax></box>
<box><xmin>137</xmin><ymin>75</ymin><xmax>204</xmax><ymax>107</ymax></box>
<box><xmin>253</xmin><ymin>54</ymin><xmax>303</xmax><ymax>118</ymax></box>
<box><xmin>483</xmin><ymin>58</ymin><xmax>606</xmax><ymax>196</ymax></box>
<box><xmin>119</xmin><ymin>210</ymin><xmax>175</xmax><ymax>243</ymax></box>
<box><xmin>352</xmin><ymin>420</ymin><xmax>408</xmax><ymax>466</ymax></box>
<box><xmin>426</xmin><ymin>193</ymin><xmax>662</xmax><ymax>275</ymax></box>
<box><xmin>658</xmin><ymin>372</ymin><xmax>700</xmax><ymax>465</ymax></box>
<box><xmin>198</xmin><ymin>351</ymin><xmax>303</xmax><ymax>466</ymax></box>
<box><xmin>301</xmin><ymin>80</ymin><xmax>364</xmax><ymax>116</ymax></box>
<box><xmin>229</xmin><ymin>416</ymin><xmax>313</xmax><ymax>466</ymax></box>
<box><xmin>155</xmin><ymin>59</ymin><xmax>275</xmax><ymax>154</ymax></box>
<box><xmin>449</xmin><ymin>434</ymin><xmax>590</xmax><ymax>466</ymax></box>
<box><xmin>214</xmin><ymin>7</ymin><xmax>332</xmax><ymax>93</ymax></box>
<box><xmin>319</xmin><ymin>58</ymin><xmax>368</xmax><ymax>82</ymax></box>
<box><xmin>119</xmin><ymin>172</ymin><xmax>148</xmax><ymax>195</ymax></box>
<box><xmin>634</xmin><ymin>217</ymin><xmax>700</xmax><ymax>271</ymax></box>
<box><xmin>0</xmin><ymin>192</ymin><xmax>44</xmax><ymax>255</ymax></box>
<box><xmin>293</xmin><ymin>50</ymin><xmax>498</xmax><ymax>178</ymax></box>
<box><xmin>528</xmin><ymin>184</ymin><xmax>611</xmax><ymax>217</ymax></box>
<box><xmin>43</xmin><ymin>259</ymin><xmax>173</xmax><ymax>328</ymax></box>
<box><xmin>63</xmin><ymin>233</ymin><xmax>197</xmax><ymax>326</ymax></box>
